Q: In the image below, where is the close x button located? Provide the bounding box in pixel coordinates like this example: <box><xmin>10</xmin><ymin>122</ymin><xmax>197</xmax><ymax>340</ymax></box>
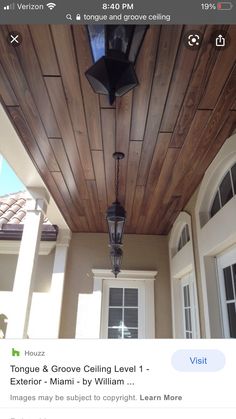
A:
<box><xmin>7</xmin><ymin>31</ymin><xmax>23</xmax><ymax>47</ymax></box>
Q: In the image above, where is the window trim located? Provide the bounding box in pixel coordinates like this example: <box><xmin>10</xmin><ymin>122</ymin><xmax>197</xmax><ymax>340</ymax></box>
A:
<box><xmin>92</xmin><ymin>269</ymin><xmax>157</xmax><ymax>339</ymax></box>
<box><xmin>209</xmin><ymin>163</ymin><xmax>236</xmax><ymax>220</ymax></box>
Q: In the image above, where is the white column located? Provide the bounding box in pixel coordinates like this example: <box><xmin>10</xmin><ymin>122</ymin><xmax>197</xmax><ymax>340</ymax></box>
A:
<box><xmin>48</xmin><ymin>230</ymin><xmax>71</xmax><ymax>338</ymax></box>
<box><xmin>6</xmin><ymin>189</ymin><xmax>49</xmax><ymax>338</ymax></box>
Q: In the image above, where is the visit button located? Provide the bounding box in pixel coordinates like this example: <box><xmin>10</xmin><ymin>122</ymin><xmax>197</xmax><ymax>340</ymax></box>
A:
<box><xmin>172</xmin><ymin>350</ymin><xmax>225</xmax><ymax>372</ymax></box>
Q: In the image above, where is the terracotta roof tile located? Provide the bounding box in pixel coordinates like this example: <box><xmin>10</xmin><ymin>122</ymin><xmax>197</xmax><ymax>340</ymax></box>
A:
<box><xmin>0</xmin><ymin>191</ymin><xmax>50</xmax><ymax>227</ymax></box>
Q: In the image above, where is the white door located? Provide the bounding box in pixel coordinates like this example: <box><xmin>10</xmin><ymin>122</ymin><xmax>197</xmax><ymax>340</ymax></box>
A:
<box><xmin>217</xmin><ymin>246</ymin><xmax>236</xmax><ymax>338</ymax></box>
<box><xmin>181</xmin><ymin>273</ymin><xmax>197</xmax><ymax>338</ymax></box>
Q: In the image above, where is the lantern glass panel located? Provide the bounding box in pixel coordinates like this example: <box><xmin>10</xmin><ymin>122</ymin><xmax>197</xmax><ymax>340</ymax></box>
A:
<box><xmin>107</xmin><ymin>218</ymin><xmax>125</xmax><ymax>245</ymax></box>
<box><xmin>88</xmin><ymin>25</ymin><xmax>105</xmax><ymax>62</ymax></box>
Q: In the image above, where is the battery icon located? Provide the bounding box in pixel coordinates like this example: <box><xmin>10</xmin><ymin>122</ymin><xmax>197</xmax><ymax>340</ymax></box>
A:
<box><xmin>217</xmin><ymin>2</ymin><xmax>233</xmax><ymax>10</ymax></box>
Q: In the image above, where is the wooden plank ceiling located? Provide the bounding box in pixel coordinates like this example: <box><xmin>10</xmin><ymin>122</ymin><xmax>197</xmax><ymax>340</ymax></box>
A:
<box><xmin>0</xmin><ymin>24</ymin><xmax>236</xmax><ymax>234</ymax></box>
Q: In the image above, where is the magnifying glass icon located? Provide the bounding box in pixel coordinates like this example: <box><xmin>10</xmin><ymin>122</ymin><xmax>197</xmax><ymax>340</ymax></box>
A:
<box><xmin>66</xmin><ymin>13</ymin><xmax>72</xmax><ymax>20</ymax></box>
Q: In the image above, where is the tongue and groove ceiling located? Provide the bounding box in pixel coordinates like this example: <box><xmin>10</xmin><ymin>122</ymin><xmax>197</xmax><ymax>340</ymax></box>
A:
<box><xmin>0</xmin><ymin>24</ymin><xmax>235</xmax><ymax>234</ymax></box>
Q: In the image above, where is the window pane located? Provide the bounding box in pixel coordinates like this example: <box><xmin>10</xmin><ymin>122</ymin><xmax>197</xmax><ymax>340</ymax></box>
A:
<box><xmin>233</xmin><ymin>264</ymin><xmax>236</xmax><ymax>294</ymax></box>
<box><xmin>124</xmin><ymin>289</ymin><xmax>138</xmax><ymax>307</ymax></box>
<box><xmin>186</xmin><ymin>286</ymin><xmax>190</xmax><ymax>307</ymax></box>
<box><xmin>183</xmin><ymin>285</ymin><xmax>190</xmax><ymax>307</ymax></box>
<box><xmin>108</xmin><ymin>308</ymin><xmax>122</xmax><ymax>327</ymax></box>
<box><xmin>219</xmin><ymin>171</ymin><xmax>233</xmax><ymax>207</ymax></box>
<box><xmin>124</xmin><ymin>308</ymin><xmax>138</xmax><ymax>328</ymax></box>
<box><xmin>178</xmin><ymin>236</ymin><xmax>182</xmax><ymax>251</ymax></box>
<box><xmin>185</xmin><ymin>308</ymin><xmax>192</xmax><ymax>332</ymax></box>
<box><xmin>183</xmin><ymin>226</ymin><xmax>187</xmax><ymax>246</ymax></box>
<box><xmin>124</xmin><ymin>329</ymin><xmax>138</xmax><ymax>339</ymax></box>
<box><xmin>108</xmin><ymin>328</ymin><xmax>122</xmax><ymax>339</ymax></box>
<box><xmin>185</xmin><ymin>225</ymin><xmax>190</xmax><ymax>243</ymax></box>
<box><xmin>210</xmin><ymin>191</ymin><xmax>221</xmax><ymax>218</ymax></box>
<box><xmin>223</xmin><ymin>267</ymin><xmax>234</xmax><ymax>301</ymax></box>
<box><xmin>227</xmin><ymin>303</ymin><xmax>236</xmax><ymax>338</ymax></box>
<box><xmin>231</xmin><ymin>163</ymin><xmax>236</xmax><ymax>194</ymax></box>
<box><xmin>109</xmin><ymin>288</ymin><xmax>123</xmax><ymax>306</ymax></box>
<box><xmin>183</xmin><ymin>287</ymin><xmax>187</xmax><ymax>307</ymax></box>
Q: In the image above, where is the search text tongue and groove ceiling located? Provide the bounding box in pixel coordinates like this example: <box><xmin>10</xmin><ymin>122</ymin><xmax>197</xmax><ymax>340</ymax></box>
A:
<box><xmin>0</xmin><ymin>24</ymin><xmax>235</xmax><ymax>234</ymax></box>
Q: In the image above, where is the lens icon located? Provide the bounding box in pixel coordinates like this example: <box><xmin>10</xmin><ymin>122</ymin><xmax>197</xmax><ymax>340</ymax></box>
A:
<box><xmin>183</xmin><ymin>30</ymin><xmax>203</xmax><ymax>50</ymax></box>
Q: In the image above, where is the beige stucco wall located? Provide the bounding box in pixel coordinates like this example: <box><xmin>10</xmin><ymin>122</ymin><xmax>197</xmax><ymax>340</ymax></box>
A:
<box><xmin>0</xmin><ymin>252</ymin><xmax>55</xmax><ymax>292</ymax></box>
<box><xmin>60</xmin><ymin>233</ymin><xmax>172</xmax><ymax>339</ymax></box>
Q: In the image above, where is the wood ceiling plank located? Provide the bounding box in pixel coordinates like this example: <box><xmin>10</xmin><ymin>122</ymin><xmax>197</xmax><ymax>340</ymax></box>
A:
<box><xmin>50</xmin><ymin>25</ymin><xmax>95</xmax><ymax>179</ymax></box>
<box><xmin>49</xmin><ymin>138</ymin><xmax>85</xmax><ymax>216</ymax></box>
<box><xmin>125</xmin><ymin>141</ymin><xmax>142</xmax><ymax>229</ymax></box>
<box><xmin>82</xmin><ymin>199</ymin><xmax>98</xmax><ymax>232</ymax></box>
<box><xmin>170</xmin><ymin>25</ymin><xmax>225</xmax><ymax>148</ymax></box>
<box><xmin>0</xmin><ymin>63</ymin><xmax>18</xmax><ymax>106</ymax></box>
<box><xmin>101</xmin><ymin>109</ymin><xmax>116</xmax><ymax>206</ymax></box>
<box><xmin>183</xmin><ymin>64</ymin><xmax>236</xmax><ymax>179</ymax></box>
<box><xmin>7</xmin><ymin>105</ymin><xmax>52</xmax><ymax>175</ymax></box>
<box><xmin>92</xmin><ymin>150</ymin><xmax>108</xmax><ymax>215</ymax></box>
<box><xmin>48</xmin><ymin>172</ymin><xmax>80</xmax><ymax>232</ymax></box>
<box><xmin>127</xmin><ymin>185</ymin><xmax>145</xmax><ymax>234</ymax></box>
<box><xmin>179</xmin><ymin>110</ymin><xmax>236</xmax><ymax>214</ymax></box>
<box><xmin>51</xmin><ymin>171</ymin><xmax>85</xmax><ymax>232</ymax></box>
<box><xmin>161</xmin><ymin>110</ymin><xmax>212</xmax><ymax>203</ymax></box>
<box><xmin>200</xmin><ymin>110</ymin><xmax>236</xmax><ymax>170</ymax></box>
<box><xmin>160</xmin><ymin>69</ymin><xmax>236</xmax><ymax>233</ymax></box>
<box><xmin>29</xmin><ymin>25</ymin><xmax>60</xmax><ymax>76</ymax></box>
<box><xmin>199</xmin><ymin>25</ymin><xmax>236</xmax><ymax>109</ymax></box>
<box><xmin>116</xmin><ymin>92</ymin><xmax>133</xmax><ymax>205</ymax></box>
<box><xmin>130</xmin><ymin>26</ymin><xmax>160</xmax><ymax>141</ymax></box>
<box><xmin>72</xmin><ymin>25</ymin><xmax>103</xmax><ymax>151</ymax></box>
<box><xmin>161</xmin><ymin>25</ymin><xmax>204</xmax><ymax>132</ymax></box>
<box><xmin>86</xmin><ymin>180</ymin><xmax>104</xmax><ymax>232</ymax></box>
<box><xmin>158</xmin><ymin>197</ymin><xmax>181</xmax><ymax>235</ymax></box>
<box><xmin>143</xmin><ymin>148</ymin><xmax>181</xmax><ymax>232</ymax></box>
<box><xmin>141</xmin><ymin>133</ymin><xmax>172</xmax><ymax>215</ymax></box>
<box><xmin>45</xmin><ymin>76</ymin><xmax>88</xmax><ymax>200</ymax></box>
<box><xmin>0</xmin><ymin>27</ymin><xmax>59</xmax><ymax>172</ymax></box>
<box><xmin>137</xmin><ymin>26</ymin><xmax>183</xmax><ymax>186</ymax></box>
<box><xmin>8</xmin><ymin>25</ymin><xmax>60</xmax><ymax>138</ymax></box>
<box><xmin>7</xmin><ymin>106</ymin><xmax>77</xmax><ymax>232</ymax></box>
<box><xmin>100</xmin><ymin>95</ymin><xmax>116</xmax><ymax>109</ymax></box>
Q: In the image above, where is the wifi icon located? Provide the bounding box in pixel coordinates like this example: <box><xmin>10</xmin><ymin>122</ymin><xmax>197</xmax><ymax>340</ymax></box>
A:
<box><xmin>46</xmin><ymin>2</ymin><xmax>56</xmax><ymax>9</ymax></box>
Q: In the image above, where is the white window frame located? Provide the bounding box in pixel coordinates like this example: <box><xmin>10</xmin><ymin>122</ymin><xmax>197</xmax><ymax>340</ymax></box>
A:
<box><xmin>217</xmin><ymin>246</ymin><xmax>236</xmax><ymax>338</ymax></box>
<box><xmin>101</xmin><ymin>280</ymin><xmax>145</xmax><ymax>339</ymax></box>
<box><xmin>92</xmin><ymin>270</ymin><xmax>157</xmax><ymax>339</ymax></box>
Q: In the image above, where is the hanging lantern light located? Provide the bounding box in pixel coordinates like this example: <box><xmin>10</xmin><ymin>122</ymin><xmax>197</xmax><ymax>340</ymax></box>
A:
<box><xmin>110</xmin><ymin>246</ymin><xmax>123</xmax><ymax>278</ymax></box>
<box><xmin>85</xmin><ymin>25</ymin><xmax>148</xmax><ymax>105</ymax></box>
<box><xmin>106</xmin><ymin>152</ymin><xmax>126</xmax><ymax>277</ymax></box>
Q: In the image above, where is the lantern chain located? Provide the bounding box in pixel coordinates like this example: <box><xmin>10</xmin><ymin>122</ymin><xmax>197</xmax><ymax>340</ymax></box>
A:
<box><xmin>115</xmin><ymin>157</ymin><xmax>120</xmax><ymax>202</ymax></box>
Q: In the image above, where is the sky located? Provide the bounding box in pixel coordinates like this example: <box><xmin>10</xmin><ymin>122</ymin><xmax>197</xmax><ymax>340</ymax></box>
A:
<box><xmin>0</xmin><ymin>155</ymin><xmax>26</xmax><ymax>196</ymax></box>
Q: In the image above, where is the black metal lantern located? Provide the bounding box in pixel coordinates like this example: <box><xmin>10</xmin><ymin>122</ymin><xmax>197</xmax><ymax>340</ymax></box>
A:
<box><xmin>86</xmin><ymin>25</ymin><xmax>148</xmax><ymax>105</ymax></box>
<box><xmin>110</xmin><ymin>246</ymin><xmax>123</xmax><ymax>278</ymax></box>
<box><xmin>106</xmin><ymin>152</ymin><xmax>126</xmax><ymax>277</ymax></box>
